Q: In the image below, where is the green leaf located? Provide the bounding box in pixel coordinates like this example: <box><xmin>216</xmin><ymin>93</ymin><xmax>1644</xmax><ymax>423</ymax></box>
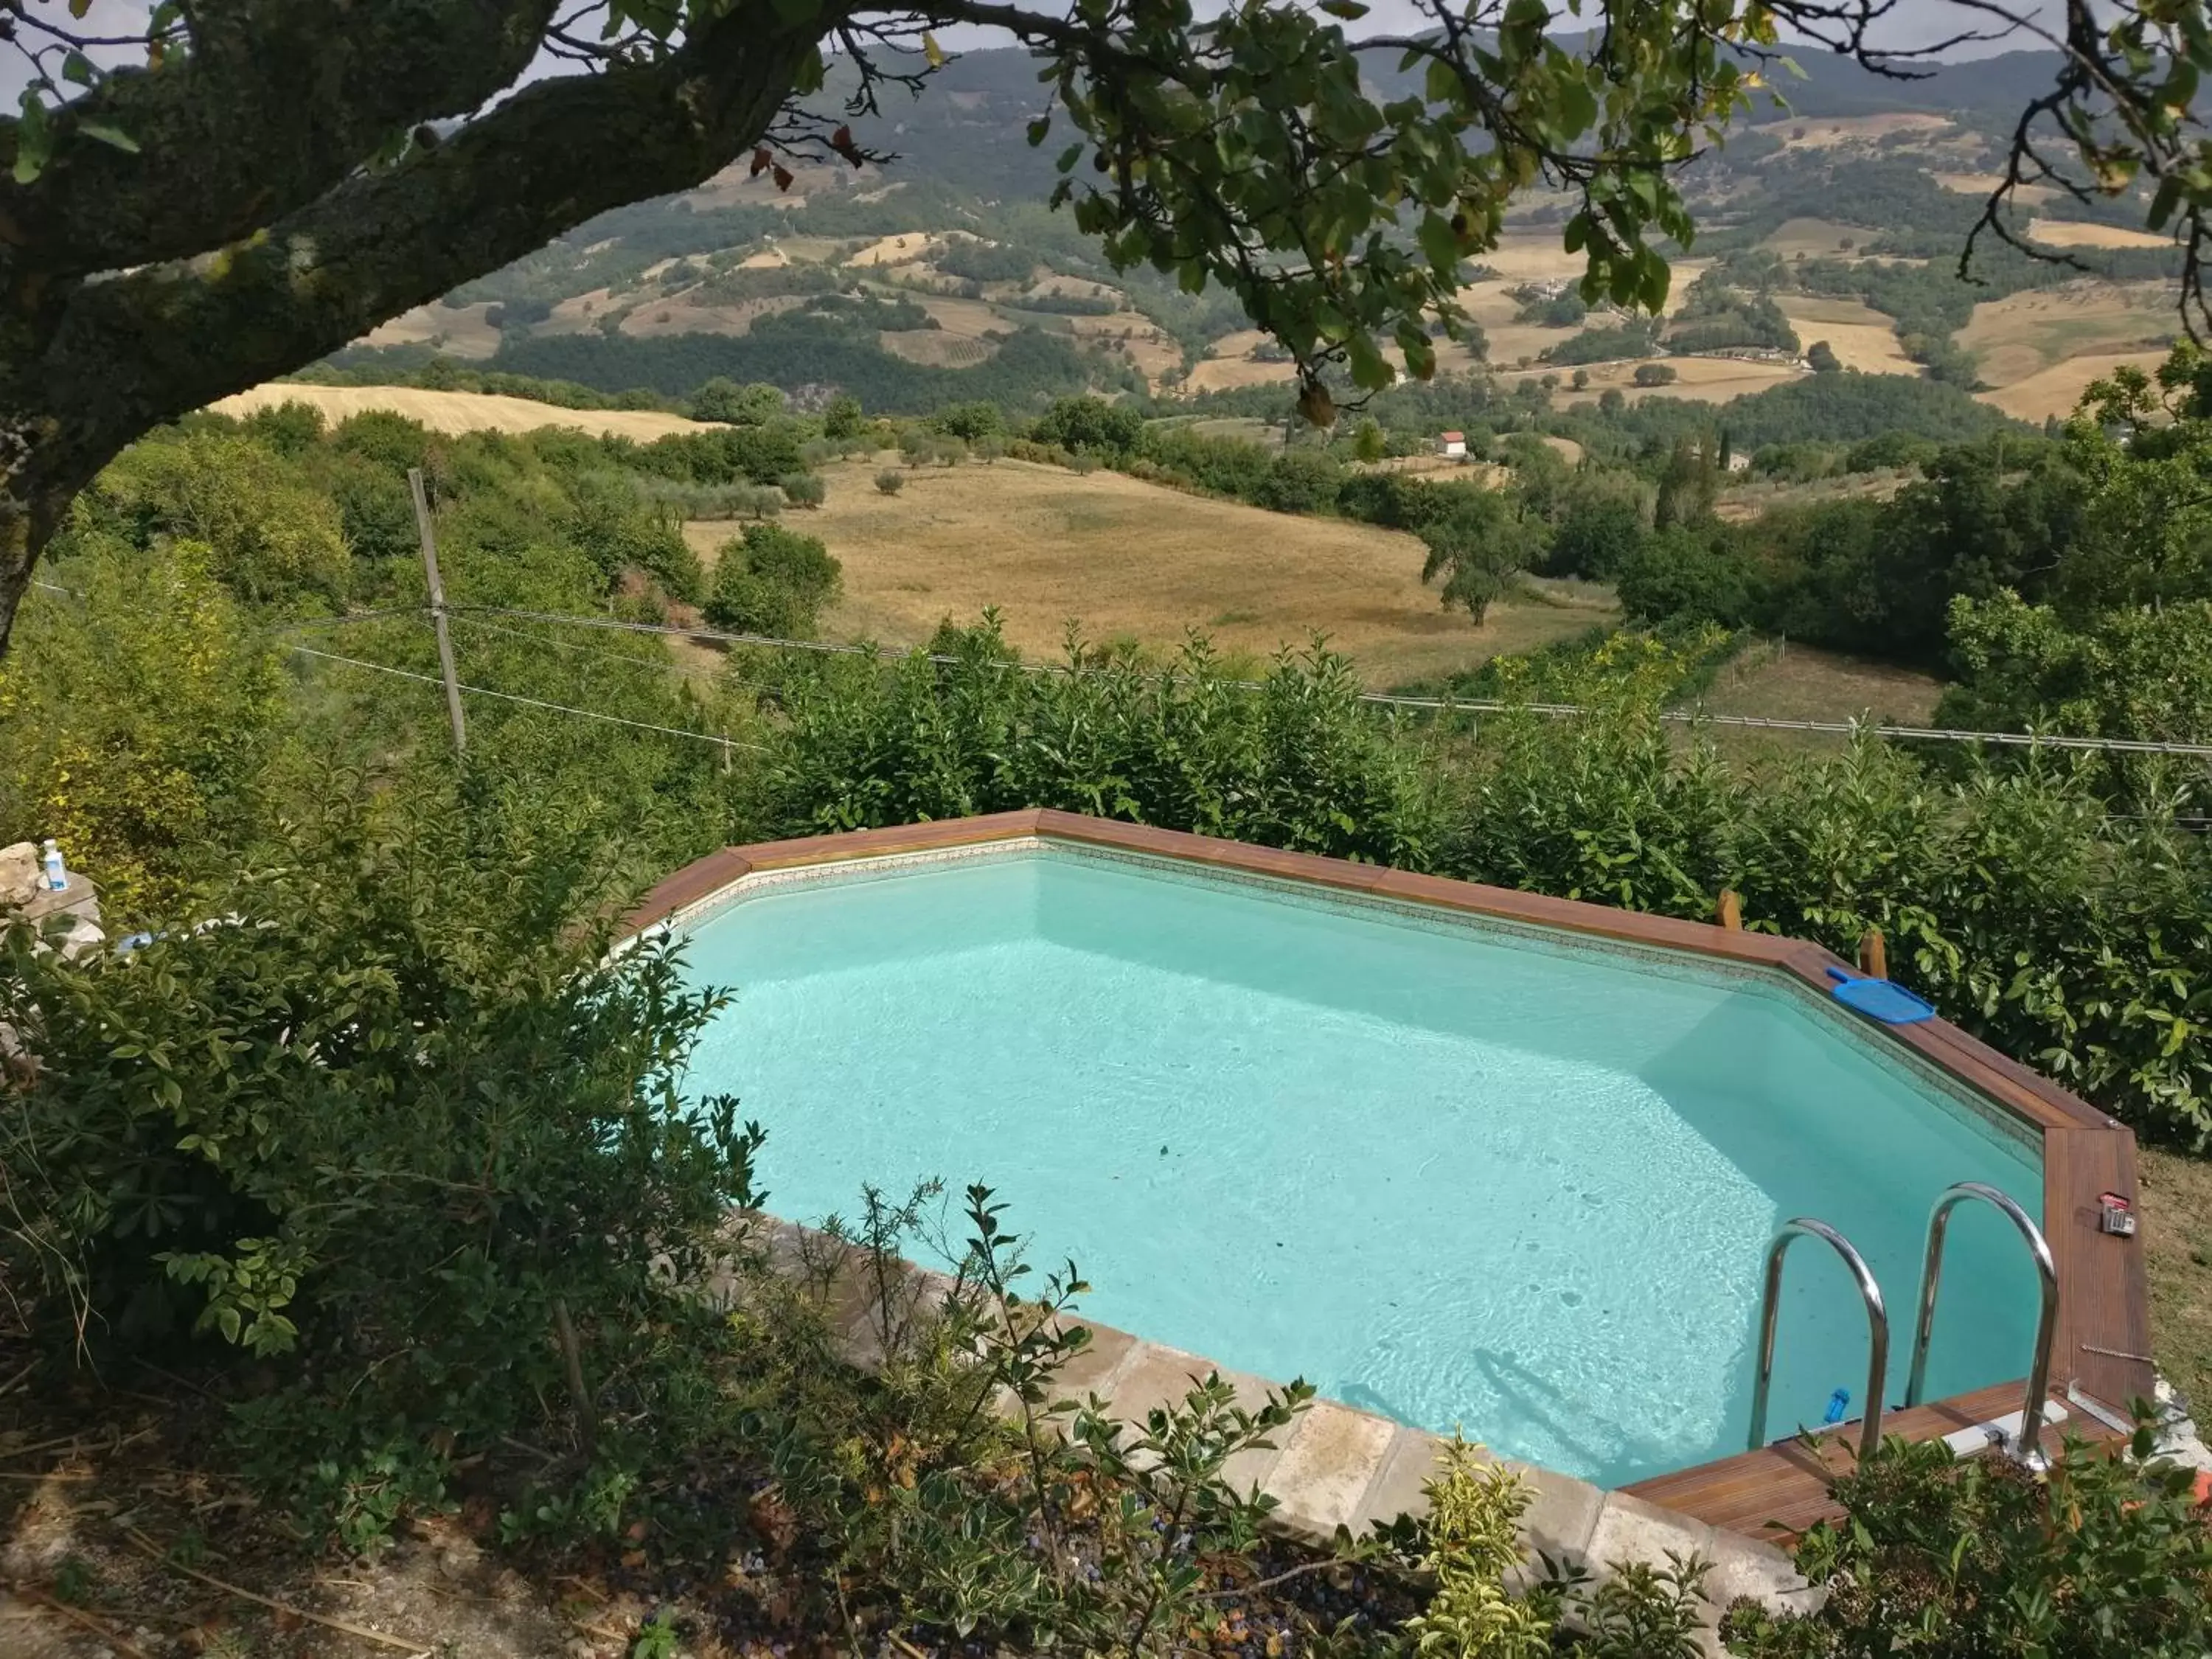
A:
<box><xmin>1027</xmin><ymin>116</ymin><xmax>1051</xmax><ymax>147</ymax></box>
<box><xmin>1346</xmin><ymin>331</ymin><xmax>1390</xmax><ymax>391</ymax></box>
<box><xmin>1318</xmin><ymin>0</ymin><xmax>1369</xmax><ymax>16</ymax></box>
<box><xmin>61</xmin><ymin>52</ymin><xmax>94</xmax><ymax>87</ymax></box>
<box><xmin>77</xmin><ymin>122</ymin><xmax>141</xmax><ymax>155</ymax></box>
<box><xmin>1416</xmin><ymin>212</ymin><xmax>1460</xmax><ymax>274</ymax></box>
<box><xmin>13</xmin><ymin>94</ymin><xmax>50</xmax><ymax>184</ymax></box>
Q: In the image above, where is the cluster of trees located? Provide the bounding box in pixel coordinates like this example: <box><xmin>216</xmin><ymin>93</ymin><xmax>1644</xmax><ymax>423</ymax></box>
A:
<box><xmin>1663</xmin><ymin>266</ymin><xmax>1800</xmax><ymax>355</ymax></box>
<box><xmin>934</xmin><ymin>237</ymin><xmax>1040</xmax><ymax>283</ymax></box>
<box><xmin>491</xmin><ymin>308</ymin><xmax>1136</xmax><ymax>414</ymax></box>
<box><xmin>1540</xmin><ymin>319</ymin><xmax>1662</xmax><ymax>365</ymax></box>
<box><xmin>1509</xmin><ymin>284</ymin><xmax>1588</xmax><ymax>327</ymax></box>
<box><xmin>1575</xmin><ymin>349</ymin><xmax>2212</xmax><ymax>782</ymax></box>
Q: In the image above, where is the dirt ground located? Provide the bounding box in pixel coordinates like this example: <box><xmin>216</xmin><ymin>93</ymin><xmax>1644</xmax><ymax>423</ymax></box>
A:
<box><xmin>210</xmin><ymin>384</ymin><xmax>723</xmax><ymax>442</ymax></box>
<box><xmin>690</xmin><ymin>456</ymin><xmax>1616</xmax><ymax>684</ymax></box>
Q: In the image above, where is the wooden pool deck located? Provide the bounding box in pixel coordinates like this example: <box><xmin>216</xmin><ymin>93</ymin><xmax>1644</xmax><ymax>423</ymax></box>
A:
<box><xmin>632</xmin><ymin>811</ymin><xmax>2157</xmax><ymax>1550</ymax></box>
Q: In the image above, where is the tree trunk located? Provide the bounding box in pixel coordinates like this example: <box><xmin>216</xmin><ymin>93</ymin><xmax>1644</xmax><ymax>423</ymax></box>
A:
<box><xmin>0</xmin><ymin>420</ymin><xmax>108</xmax><ymax>658</ymax></box>
<box><xmin>0</xmin><ymin>1</ymin><xmax>834</xmax><ymax>658</ymax></box>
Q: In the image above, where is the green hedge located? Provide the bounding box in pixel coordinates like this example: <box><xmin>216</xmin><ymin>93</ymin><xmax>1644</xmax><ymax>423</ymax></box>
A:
<box><xmin>754</xmin><ymin>624</ymin><xmax>2212</xmax><ymax>1147</ymax></box>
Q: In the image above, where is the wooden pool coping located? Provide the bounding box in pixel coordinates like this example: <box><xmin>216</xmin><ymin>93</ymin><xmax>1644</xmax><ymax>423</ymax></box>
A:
<box><xmin>630</xmin><ymin>810</ymin><xmax>2154</xmax><ymax>1540</ymax></box>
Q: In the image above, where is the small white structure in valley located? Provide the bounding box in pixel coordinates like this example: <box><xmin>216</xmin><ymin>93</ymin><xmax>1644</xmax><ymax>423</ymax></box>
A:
<box><xmin>1438</xmin><ymin>430</ymin><xmax>1467</xmax><ymax>459</ymax></box>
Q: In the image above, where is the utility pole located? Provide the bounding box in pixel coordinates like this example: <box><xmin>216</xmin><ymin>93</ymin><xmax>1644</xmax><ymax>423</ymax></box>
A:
<box><xmin>408</xmin><ymin>467</ymin><xmax>467</xmax><ymax>757</ymax></box>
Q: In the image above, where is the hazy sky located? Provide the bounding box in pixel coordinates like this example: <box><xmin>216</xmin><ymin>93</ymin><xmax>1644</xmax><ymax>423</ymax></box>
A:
<box><xmin>3</xmin><ymin>0</ymin><xmax>2060</xmax><ymax>103</ymax></box>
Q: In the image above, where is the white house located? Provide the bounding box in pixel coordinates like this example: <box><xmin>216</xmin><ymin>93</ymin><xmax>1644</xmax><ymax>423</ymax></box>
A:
<box><xmin>1439</xmin><ymin>430</ymin><xmax>1467</xmax><ymax>459</ymax></box>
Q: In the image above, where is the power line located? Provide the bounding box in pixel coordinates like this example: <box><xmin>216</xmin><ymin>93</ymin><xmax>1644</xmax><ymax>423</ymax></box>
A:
<box><xmin>448</xmin><ymin>611</ymin><xmax>725</xmax><ymax>680</ymax></box>
<box><xmin>275</xmin><ymin>605</ymin><xmax>431</xmax><ymax>633</ymax></box>
<box><xmin>460</xmin><ymin>604</ymin><xmax>2212</xmax><ymax>761</ymax></box>
<box><xmin>288</xmin><ymin>602</ymin><xmax>2212</xmax><ymax>762</ymax></box>
<box><xmin>285</xmin><ymin>643</ymin><xmax>762</xmax><ymax>752</ymax></box>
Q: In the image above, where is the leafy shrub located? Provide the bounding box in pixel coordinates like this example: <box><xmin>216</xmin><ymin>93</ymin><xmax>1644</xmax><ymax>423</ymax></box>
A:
<box><xmin>1543</xmin><ymin>322</ymin><xmax>1660</xmax><ymax>366</ymax></box>
<box><xmin>1545</xmin><ymin>494</ymin><xmax>1647</xmax><ymax>580</ymax></box>
<box><xmin>762</xmin><ymin>619</ymin><xmax>1431</xmax><ymax>867</ymax></box>
<box><xmin>1030</xmin><ymin>395</ymin><xmax>1145</xmax><ymax>458</ymax></box>
<box><xmin>1254</xmin><ymin>449</ymin><xmax>1344</xmax><ymax>515</ymax></box>
<box><xmin>1632</xmin><ymin>362</ymin><xmax>1679</xmax><ymax>386</ymax></box>
<box><xmin>1419</xmin><ymin>492</ymin><xmax>1545</xmax><ymax>622</ymax></box>
<box><xmin>779</xmin><ymin>470</ymin><xmax>827</xmax><ymax>508</ymax></box>
<box><xmin>703</xmin><ymin>521</ymin><xmax>841</xmax><ymax>637</ymax></box>
<box><xmin>0</xmin><ymin>783</ymin><xmax>766</xmax><ymax>1541</ymax></box>
<box><xmin>689</xmin><ymin>378</ymin><xmax>787</xmax><ymax>425</ymax></box>
<box><xmin>565</xmin><ymin>481</ymin><xmax>704</xmax><ymax>601</ymax></box>
<box><xmin>1403</xmin><ymin>1438</ymin><xmax>1552</xmax><ymax>1658</ymax></box>
<box><xmin>1722</xmin><ymin>1424</ymin><xmax>2212</xmax><ymax>1657</ymax></box>
<box><xmin>876</xmin><ymin>469</ymin><xmax>905</xmax><ymax>495</ymax></box>
<box><xmin>1615</xmin><ymin>526</ymin><xmax>1761</xmax><ymax>628</ymax></box>
<box><xmin>0</xmin><ymin>540</ymin><xmax>285</xmax><ymax>917</ymax></box>
<box><xmin>91</xmin><ymin>430</ymin><xmax>350</xmax><ymax>608</ymax></box>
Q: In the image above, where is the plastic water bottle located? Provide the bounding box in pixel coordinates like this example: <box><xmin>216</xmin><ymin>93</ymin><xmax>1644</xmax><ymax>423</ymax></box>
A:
<box><xmin>1823</xmin><ymin>1387</ymin><xmax>1851</xmax><ymax>1426</ymax></box>
<box><xmin>40</xmin><ymin>839</ymin><xmax>66</xmax><ymax>891</ymax></box>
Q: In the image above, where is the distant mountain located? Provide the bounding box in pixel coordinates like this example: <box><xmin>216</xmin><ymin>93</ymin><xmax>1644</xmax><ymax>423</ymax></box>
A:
<box><xmin>838</xmin><ymin>41</ymin><xmax>2069</xmax><ymax>201</ymax></box>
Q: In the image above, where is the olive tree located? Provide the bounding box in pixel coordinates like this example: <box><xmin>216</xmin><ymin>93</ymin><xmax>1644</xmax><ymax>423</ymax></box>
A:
<box><xmin>2</xmin><ymin>0</ymin><xmax>2209</xmax><ymax>654</ymax></box>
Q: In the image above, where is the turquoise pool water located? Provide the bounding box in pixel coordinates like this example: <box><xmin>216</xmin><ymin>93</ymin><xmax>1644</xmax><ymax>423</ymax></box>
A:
<box><xmin>676</xmin><ymin>844</ymin><xmax>2047</xmax><ymax>1487</ymax></box>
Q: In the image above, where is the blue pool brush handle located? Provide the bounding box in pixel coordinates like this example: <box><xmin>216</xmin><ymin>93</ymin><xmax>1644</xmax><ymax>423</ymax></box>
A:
<box><xmin>1823</xmin><ymin>1387</ymin><xmax>1851</xmax><ymax>1425</ymax></box>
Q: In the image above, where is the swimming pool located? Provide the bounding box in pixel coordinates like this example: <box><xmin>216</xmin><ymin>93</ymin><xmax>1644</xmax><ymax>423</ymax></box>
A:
<box><xmin>667</xmin><ymin>830</ymin><xmax>2057</xmax><ymax>1488</ymax></box>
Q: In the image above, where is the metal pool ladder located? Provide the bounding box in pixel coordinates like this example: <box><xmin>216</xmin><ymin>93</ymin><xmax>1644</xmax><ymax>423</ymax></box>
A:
<box><xmin>1905</xmin><ymin>1181</ymin><xmax>2059</xmax><ymax>1466</ymax></box>
<box><xmin>1747</xmin><ymin>1218</ymin><xmax>1891</xmax><ymax>1461</ymax></box>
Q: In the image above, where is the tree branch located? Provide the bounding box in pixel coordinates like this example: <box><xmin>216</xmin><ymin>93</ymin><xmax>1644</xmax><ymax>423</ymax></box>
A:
<box><xmin>0</xmin><ymin>0</ymin><xmax>562</xmax><ymax>281</ymax></box>
<box><xmin>9</xmin><ymin>0</ymin><xmax>834</xmax><ymax>554</ymax></box>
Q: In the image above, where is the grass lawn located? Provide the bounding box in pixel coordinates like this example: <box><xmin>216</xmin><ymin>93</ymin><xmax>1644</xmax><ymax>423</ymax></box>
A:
<box><xmin>2141</xmin><ymin>1146</ymin><xmax>2212</xmax><ymax>1415</ymax></box>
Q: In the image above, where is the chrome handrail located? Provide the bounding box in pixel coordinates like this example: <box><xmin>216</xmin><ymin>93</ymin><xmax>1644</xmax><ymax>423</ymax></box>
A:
<box><xmin>1747</xmin><ymin>1218</ymin><xmax>1891</xmax><ymax>1461</ymax></box>
<box><xmin>1905</xmin><ymin>1181</ymin><xmax>2059</xmax><ymax>1464</ymax></box>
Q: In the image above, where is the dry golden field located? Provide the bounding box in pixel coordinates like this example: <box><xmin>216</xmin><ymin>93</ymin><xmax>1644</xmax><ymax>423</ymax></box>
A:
<box><xmin>1498</xmin><ymin>352</ymin><xmax>1806</xmax><ymax>403</ymax></box>
<box><xmin>1775</xmin><ymin>296</ymin><xmax>1919</xmax><ymax>375</ymax></box>
<box><xmin>846</xmin><ymin>232</ymin><xmax>937</xmax><ymax>268</ymax></box>
<box><xmin>618</xmin><ymin>293</ymin><xmax>805</xmax><ymax>338</ymax></box>
<box><xmin>212</xmin><ymin>383</ymin><xmax>724</xmax><ymax>441</ymax></box>
<box><xmin>2027</xmin><ymin>217</ymin><xmax>2175</xmax><ymax>251</ymax></box>
<box><xmin>534</xmin><ymin>287</ymin><xmax>618</xmax><ymax>336</ymax></box>
<box><xmin>1959</xmin><ymin>280</ymin><xmax>2174</xmax><ymax>415</ymax></box>
<box><xmin>879</xmin><ymin>329</ymin><xmax>999</xmax><ymax>366</ymax></box>
<box><xmin>1931</xmin><ymin>170</ymin><xmax>2054</xmax><ymax>205</ymax></box>
<box><xmin>1977</xmin><ymin>349</ymin><xmax>2173</xmax><ymax>422</ymax></box>
<box><xmin>1759</xmin><ymin>218</ymin><xmax>1877</xmax><ymax>259</ymax></box>
<box><xmin>362</xmin><ymin>302</ymin><xmax>504</xmax><ymax>359</ymax></box>
<box><xmin>688</xmin><ymin>457</ymin><xmax>1616</xmax><ymax>684</ymax></box>
<box><xmin>1750</xmin><ymin>112</ymin><xmax>1955</xmax><ymax>150</ymax></box>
